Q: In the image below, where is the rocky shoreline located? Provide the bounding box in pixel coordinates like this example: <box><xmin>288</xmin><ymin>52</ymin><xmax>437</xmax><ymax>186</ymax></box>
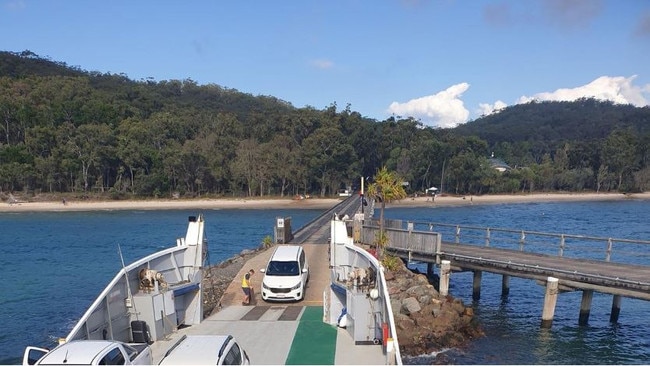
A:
<box><xmin>387</xmin><ymin>259</ymin><xmax>483</xmax><ymax>360</ymax></box>
<box><xmin>201</xmin><ymin>247</ymin><xmax>483</xmax><ymax>360</ymax></box>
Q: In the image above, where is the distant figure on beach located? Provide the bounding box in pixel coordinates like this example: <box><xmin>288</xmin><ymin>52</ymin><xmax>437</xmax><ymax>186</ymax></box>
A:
<box><xmin>62</xmin><ymin>198</ymin><xmax>67</xmax><ymax>205</ymax></box>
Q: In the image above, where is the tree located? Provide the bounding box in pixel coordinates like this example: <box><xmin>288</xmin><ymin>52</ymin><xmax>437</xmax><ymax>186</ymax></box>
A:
<box><xmin>534</xmin><ymin>154</ymin><xmax>555</xmax><ymax>191</ymax></box>
<box><xmin>447</xmin><ymin>152</ymin><xmax>482</xmax><ymax>194</ymax></box>
<box><xmin>264</xmin><ymin>135</ymin><xmax>296</xmax><ymax>197</ymax></box>
<box><xmin>178</xmin><ymin>139</ymin><xmax>210</xmax><ymax>196</ymax></box>
<box><xmin>195</xmin><ymin>112</ymin><xmax>243</xmax><ymax>195</ymax></box>
<box><xmin>232</xmin><ymin>138</ymin><xmax>262</xmax><ymax>197</ymax></box>
<box><xmin>365</xmin><ymin>166</ymin><xmax>407</xmax><ymax>260</ymax></box>
<box><xmin>57</xmin><ymin>122</ymin><xmax>115</xmax><ymax>192</ymax></box>
<box><xmin>0</xmin><ymin>144</ymin><xmax>34</xmax><ymax>191</ymax></box>
<box><xmin>116</xmin><ymin>117</ymin><xmax>158</xmax><ymax>193</ymax></box>
<box><xmin>601</xmin><ymin>129</ymin><xmax>639</xmax><ymax>191</ymax></box>
<box><xmin>408</xmin><ymin>136</ymin><xmax>445</xmax><ymax>192</ymax></box>
<box><xmin>302</xmin><ymin>126</ymin><xmax>356</xmax><ymax>197</ymax></box>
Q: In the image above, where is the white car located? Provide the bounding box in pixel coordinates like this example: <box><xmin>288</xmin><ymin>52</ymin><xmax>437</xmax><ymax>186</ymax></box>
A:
<box><xmin>158</xmin><ymin>335</ymin><xmax>250</xmax><ymax>365</ymax></box>
<box><xmin>23</xmin><ymin>340</ymin><xmax>152</xmax><ymax>365</ymax></box>
<box><xmin>260</xmin><ymin>245</ymin><xmax>309</xmax><ymax>301</ymax></box>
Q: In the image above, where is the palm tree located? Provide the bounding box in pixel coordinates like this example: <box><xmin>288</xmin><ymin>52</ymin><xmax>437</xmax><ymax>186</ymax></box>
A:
<box><xmin>365</xmin><ymin>166</ymin><xmax>407</xmax><ymax>260</ymax></box>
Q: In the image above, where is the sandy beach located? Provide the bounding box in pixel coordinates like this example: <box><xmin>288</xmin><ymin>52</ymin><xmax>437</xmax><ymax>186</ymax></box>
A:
<box><xmin>1</xmin><ymin>192</ymin><xmax>648</xmax><ymax>212</ymax></box>
<box><xmin>387</xmin><ymin>191</ymin><xmax>650</xmax><ymax>208</ymax></box>
<box><xmin>0</xmin><ymin>196</ymin><xmax>341</xmax><ymax>212</ymax></box>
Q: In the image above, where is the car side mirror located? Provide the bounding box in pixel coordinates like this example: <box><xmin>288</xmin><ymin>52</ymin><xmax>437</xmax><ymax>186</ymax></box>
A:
<box><xmin>259</xmin><ymin>269</ymin><xmax>265</xmax><ymax>273</ymax></box>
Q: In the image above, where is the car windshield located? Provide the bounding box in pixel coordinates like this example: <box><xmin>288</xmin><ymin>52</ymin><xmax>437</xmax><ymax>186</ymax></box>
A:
<box><xmin>266</xmin><ymin>260</ymin><xmax>299</xmax><ymax>276</ymax></box>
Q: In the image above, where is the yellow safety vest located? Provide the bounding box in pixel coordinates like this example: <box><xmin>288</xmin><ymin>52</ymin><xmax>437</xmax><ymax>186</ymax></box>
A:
<box><xmin>241</xmin><ymin>274</ymin><xmax>250</xmax><ymax>288</ymax></box>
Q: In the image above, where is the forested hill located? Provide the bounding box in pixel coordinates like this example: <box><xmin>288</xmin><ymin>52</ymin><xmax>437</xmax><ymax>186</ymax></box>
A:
<box><xmin>453</xmin><ymin>99</ymin><xmax>650</xmax><ymax>146</ymax></box>
<box><xmin>0</xmin><ymin>50</ymin><xmax>300</xmax><ymax>122</ymax></box>
<box><xmin>3</xmin><ymin>50</ymin><xmax>647</xmax><ymax>147</ymax></box>
<box><xmin>1</xmin><ymin>50</ymin><xmax>648</xmax><ymax>198</ymax></box>
<box><xmin>0</xmin><ymin>50</ymin><xmax>86</xmax><ymax>78</ymax></box>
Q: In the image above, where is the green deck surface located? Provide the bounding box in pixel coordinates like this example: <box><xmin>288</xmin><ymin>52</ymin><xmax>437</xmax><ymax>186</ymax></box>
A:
<box><xmin>285</xmin><ymin>306</ymin><xmax>337</xmax><ymax>365</ymax></box>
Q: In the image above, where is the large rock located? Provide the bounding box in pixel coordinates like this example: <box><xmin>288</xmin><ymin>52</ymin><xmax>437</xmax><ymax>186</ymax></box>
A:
<box><xmin>401</xmin><ymin>297</ymin><xmax>421</xmax><ymax>315</ymax></box>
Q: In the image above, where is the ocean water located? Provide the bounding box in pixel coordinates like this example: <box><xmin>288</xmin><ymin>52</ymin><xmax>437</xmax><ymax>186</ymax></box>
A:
<box><xmin>0</xmin><ymin>208</ymin><xmax>320</xmax><ymax>364</ymax></box>
<box><xmin>1</xmin><ymin>200</ymin><xmax>649</xmax><ymax>364</ymax></box>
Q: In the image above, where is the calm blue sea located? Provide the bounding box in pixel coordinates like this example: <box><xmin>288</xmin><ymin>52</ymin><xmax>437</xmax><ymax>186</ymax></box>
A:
<box><xmin>1</xmin><ymin>200</ymin><xmax>649</xmax><ymax>364</ymax></box>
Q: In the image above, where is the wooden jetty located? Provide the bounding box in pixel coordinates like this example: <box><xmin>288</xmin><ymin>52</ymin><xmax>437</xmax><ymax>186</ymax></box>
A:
<box><xmin>359</xmin><ymin>218</ymin><xmax>650</xmax><ymax>328</ymax></box>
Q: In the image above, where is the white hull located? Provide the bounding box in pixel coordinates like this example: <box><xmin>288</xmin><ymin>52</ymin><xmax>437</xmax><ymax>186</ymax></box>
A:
<box><xmin>64</xmin><ymin>214</ymin><xmax>208</xmax><ymax>345</ymax></box>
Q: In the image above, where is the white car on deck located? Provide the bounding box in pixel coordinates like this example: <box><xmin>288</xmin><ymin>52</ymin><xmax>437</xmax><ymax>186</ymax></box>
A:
<box><xmin>23</xmin><ymin>340</ymin><xmax>152</xmax><ymax>365</ymax></box>
<box><xmin>158</xmin><ymin>335</ymin><xmax>250</xmax><ymax>365</ymax></box>
<box><xmin>260</xmin><ymin>245</ymin><xmax>309</xmax><ymax>301</ymax></box>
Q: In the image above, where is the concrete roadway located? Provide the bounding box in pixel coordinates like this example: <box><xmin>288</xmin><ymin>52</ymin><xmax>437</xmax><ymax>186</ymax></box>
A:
<box><xmin>219</xmin><ymin>243</ymin><xmax>329</xmax><ymax>308</ymax></box>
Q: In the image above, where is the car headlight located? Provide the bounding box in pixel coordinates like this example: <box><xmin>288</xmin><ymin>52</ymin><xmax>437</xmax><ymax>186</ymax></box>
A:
<box><xmin>262</xmin><ymin>282</ymin><xmax>270</xmax><ymax>290</ymax></box>
<box><xmin>290</xmin><ymin>282</ymin><xmax>302</xmax><ymax>290</ymax></box>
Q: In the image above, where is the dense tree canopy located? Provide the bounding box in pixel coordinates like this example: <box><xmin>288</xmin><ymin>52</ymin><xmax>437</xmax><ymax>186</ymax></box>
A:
<box><xmin>1</xmin><ymin>50</ymin><xmax>649</xmax><ymax>198</ymax></box>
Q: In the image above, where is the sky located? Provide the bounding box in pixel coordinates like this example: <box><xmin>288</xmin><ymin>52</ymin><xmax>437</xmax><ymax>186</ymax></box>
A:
<box><xmin>1</xmin><ymin>0</ymin><xmax>649</xmax><ymax>128</ymax></box>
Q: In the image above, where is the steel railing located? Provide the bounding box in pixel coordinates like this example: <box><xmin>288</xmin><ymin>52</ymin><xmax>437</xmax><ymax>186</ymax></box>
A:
<box><xmin>362</xmin><ymin>219</ymin><xmax>650</xmax><ymax>267</ymax></box>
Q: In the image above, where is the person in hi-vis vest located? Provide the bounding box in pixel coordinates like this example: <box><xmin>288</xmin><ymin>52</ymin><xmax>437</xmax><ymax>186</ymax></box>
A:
<box><xmin>241</xmin><ymin>269</ymin><xmax>255</xmax><ymax>305</ymax></box>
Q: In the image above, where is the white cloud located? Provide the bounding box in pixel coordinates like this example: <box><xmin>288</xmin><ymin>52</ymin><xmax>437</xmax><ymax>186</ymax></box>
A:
<box><xmin>310</xmin><ymin>59</ymin><xmax>334</xmax><ymax>70</ymax></box>
<box><xmin>387</xmin><ymin>83</ymin><xmax>470</xmax><ymax>128</ymax></box>
<box><xmin>477</xmin><ymin>100</ymin><xmax>507</xmax><ymax>117</ymax></box>
<box><xmin>518</xmin><ymin>76</ymin><xmax>650</xmax><ymax>107</ymax></box>
<box><xmin>5</xmin><ymin>0</ymin><xmax>26</xmax><ymax>10</ymax></box>
<box><xmin>391</xmin><ymin>76</ymin><xmax>649</xmax><ymax>127</ymax></box>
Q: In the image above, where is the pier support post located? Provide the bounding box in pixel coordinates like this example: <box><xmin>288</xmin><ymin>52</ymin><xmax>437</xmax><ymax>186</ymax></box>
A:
<box><xmin>472</xmin><ymin>270</ymin><xmax>482</xmax><ymax>301</ymax></box>
<box><xmin>439</xmin><ymin>260</ymin><xmax>450</xmax><ymax>297</ymax></box>
<box><xmin>427</xmin><ymin>263</ymin><xmax>435</xmax><ymax>278</ymax></box>
<box><xmin>501</xmin><ymin>275</ymin><xmax>510</xmax><ymax>297</ymax></box>
<box><xmin>610</xmin><ymin>295</ymin><xmax>622</xmax><ymax>323</ymax></box>
<box><xmin>541</xmin><ymin>277</ymin><xmax>559</xmax><ymax>328</ymax></box>
<box><xmin>578</xmin><ymin>290</ymin><xmax>593</xmax><ymax>326</ymax></box>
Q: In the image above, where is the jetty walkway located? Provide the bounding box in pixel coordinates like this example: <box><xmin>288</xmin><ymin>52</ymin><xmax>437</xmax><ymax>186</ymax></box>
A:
<box><xmin>364</xmin><ymin>218</ymin><xmax>650</xmax><ymax>326</ymax></box>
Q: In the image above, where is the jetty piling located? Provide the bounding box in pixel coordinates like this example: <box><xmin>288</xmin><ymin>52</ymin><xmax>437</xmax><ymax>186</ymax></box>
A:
<box><xmin>472</xmin><ymin>271</ymin><xmax>482</xmax><ymax>301</ymax></box>
<box><xmin>610</xmin><ymin>295</ymin><xmax>622</xmax><ymax>323</ymax></box>
<box><xmin>501</xmin><ymin>275</ymin><xmax>510</xmax><ymax>297</ymax></box>
<box><xmin>541</xmin><ymin>277</ymin><xmax>559</xmax><ymax>328</ymax></box>
<box><xmin>440</xmin><ymin>260</ymin><xmax>450</xmax><ymax>296</ymax></box>
<box><xmin>579</xmin><ymin>290</ymin><xmax>594</xmax><ymax>325</ymax></box>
